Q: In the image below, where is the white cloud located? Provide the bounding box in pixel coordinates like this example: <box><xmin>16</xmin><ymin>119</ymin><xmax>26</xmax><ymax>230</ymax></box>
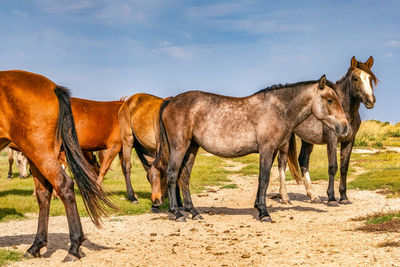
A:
<box><xmin>383</xmin><ymin>40</ymin><xmax>400</xmax><ymax>47</ymax></box>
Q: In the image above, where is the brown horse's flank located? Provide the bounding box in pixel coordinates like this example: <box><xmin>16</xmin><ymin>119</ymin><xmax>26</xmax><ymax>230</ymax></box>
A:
<box><xmin>0</xmin><ymin>70</ymin><xmax>115</xmax><ymax>260</ymax></box>
<box><xmin>155</xmin><ymin>76</ymin><xmax>349</xmax><ymax>222</ymax></box>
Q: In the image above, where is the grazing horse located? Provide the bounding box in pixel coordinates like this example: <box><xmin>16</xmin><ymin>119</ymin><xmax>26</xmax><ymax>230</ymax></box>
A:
<box><xmin>118</xmin><ymin>93</ymin><xmax>185</xmax><ymax>207</ymax></box>
<box><xmin>155</xmin><ymin>75</ymin><xmax>349</xmax><ymax>222</ymax></box>
<box><xmin>277</xmin><ymin>56</ymin><xmax>378</xmax><ymax>205</ymax></box>
<box><xmin>0</xmin><ymin>70</ymin><xmax>115</xmax><ymax>261</ymax></box>
<box><xmin>7</xmin><ymin>147</ymin><xmax>29</xmax><ymax>179</ymax></box>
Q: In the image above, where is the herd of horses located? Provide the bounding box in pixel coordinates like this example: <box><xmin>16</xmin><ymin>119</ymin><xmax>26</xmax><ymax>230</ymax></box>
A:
<box><xmin>0</xmin><ymin>56</ymin><xmax>377</xmax><ymax>261</ymax></box>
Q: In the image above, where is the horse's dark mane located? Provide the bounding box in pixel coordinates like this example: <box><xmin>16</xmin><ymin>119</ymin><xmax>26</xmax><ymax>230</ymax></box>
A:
<box><xmin>336</xmin><ymin>62</ymin><xmax>378</xmax><ymax>86</ymax></box>
<box><xmin>254</xmin><ymin>79</ymin><xmax>335</xmax><ymax>95</ymax></box>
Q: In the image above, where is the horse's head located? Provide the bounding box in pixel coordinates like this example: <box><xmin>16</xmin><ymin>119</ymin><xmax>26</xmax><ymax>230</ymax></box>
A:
<box><xmin>16</xmin><ymin>152</ymin><xmax>29</xmax><ymax>178</ymax></box>
<box><xmin>311</xmin><ymin>75</ymin><xmax>349</xmax><ymax>137</ymax></box>
<box><xmin>148</xmin><ymin>165</ymin><xmax>166</xmax><ymax>207</ymax></box>
<box><xmin>348</xmin><ymin>56</ymin><xmax>377</xmax><ymax>109</ymax></box>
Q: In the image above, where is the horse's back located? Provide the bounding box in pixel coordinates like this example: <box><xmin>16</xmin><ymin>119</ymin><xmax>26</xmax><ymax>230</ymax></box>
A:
<box><xmin>164</xmin><ymin>91</ymin><xmax>258</xmax><ymax>157</ymax></box>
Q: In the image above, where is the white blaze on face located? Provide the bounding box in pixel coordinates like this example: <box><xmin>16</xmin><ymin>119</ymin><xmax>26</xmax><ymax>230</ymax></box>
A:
<box><xmin>359</xmin><ymin>70</ymin><xmax>373</xmax><ymax>97</ymax></box>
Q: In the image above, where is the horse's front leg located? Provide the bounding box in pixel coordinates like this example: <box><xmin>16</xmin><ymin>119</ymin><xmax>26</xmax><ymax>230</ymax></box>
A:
<box><xmin>339</xmin><ymin>138</ymin><xmax>355</xmax><ymax>204</ymax></box>
<box><xmin>254</xmin><ymin>148</ymin><xmax>276</xmax><ymax>222</ymax></box>
<box><xmin>326</xmin><ymin>138</ymin><xmax>339</xmax><ymax>206</ymax></box>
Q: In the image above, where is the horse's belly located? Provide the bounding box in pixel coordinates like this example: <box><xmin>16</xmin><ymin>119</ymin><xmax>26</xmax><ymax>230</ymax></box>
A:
<box><xmin>193</xmin><ymin>129</ymin><xmax>257</xmax><ymax>158</ymax></box>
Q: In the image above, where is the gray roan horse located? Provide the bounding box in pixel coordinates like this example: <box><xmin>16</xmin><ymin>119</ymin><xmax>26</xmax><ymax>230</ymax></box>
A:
<box><xmin>277</xmin><ymin>56</ymin><xmax>378</xmax><ymax>206</ymax></box>
<box><xmin>155</xmin><ymin>75</ymin><xmax>349</xmax><ymax>222</ymax></box>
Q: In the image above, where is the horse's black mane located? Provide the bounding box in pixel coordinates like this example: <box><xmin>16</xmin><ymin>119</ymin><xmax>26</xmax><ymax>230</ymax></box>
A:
<box><xmin>254</xmin><ymin>79</ymin><xmax>336</xmax><ymax>95</ymax></box>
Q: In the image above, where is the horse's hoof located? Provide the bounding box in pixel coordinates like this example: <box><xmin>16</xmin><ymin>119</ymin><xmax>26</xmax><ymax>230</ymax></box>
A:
<box><xmin>327</xmin><ymin>201</ymin><xmax>339</xmax><ymax>207</ymax></box>
<box><xmin>339</xmin><ymin>199</ymin><xmax>352</xmax><ymax>205</ymax></box>
<box><xmin>310</xmin><ymin>198</ymin><xmax>321</xmax><ymax>204</ymax></box>
<box><xmin>282</xmin><ymin>199</ymin><xmax>292</xmax><ymax>205</ymax></box>
<box><xmin>62</xmin><ymin>253</ymin><xmax>80</xmax><ymax>262</ymax></box>
<box><xmin>151</xmin><ymin>206</ymin><xmax>161</xmax><ymax>213</ymax></box>
<box><xmin>23</xmin><ymin>252</ymin><xmax>37</xmax><ymax>259</ymax></box>
<box><xmin>192</xmin><ymin>214</ymin><xmax>204</xmax><ymax>220</ymax></box>
<box><xmin>260</xmin><ymin>216</ymin><xmax>272</xmax><ymax>222</ymax></box>
<box><xmin>130</xmin><ymin>199</ymin><xmax>139</xmax><ymax>204</ymax></box>
<box><xmin>175</xmin><ymin>216</ymin><xmax>186</xmax><ymax>222</ymax></box>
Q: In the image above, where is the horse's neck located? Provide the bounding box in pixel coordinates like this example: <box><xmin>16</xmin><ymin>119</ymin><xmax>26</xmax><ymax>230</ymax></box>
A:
<box><xmin>281</xmin><ymin>87</ymin><xmax>314</xmax><ymax>130</ymax></box>
<box><xmin>336</xmin><ymin>76</ymin><xmax>361</xmax><ymax>121</ymax></box>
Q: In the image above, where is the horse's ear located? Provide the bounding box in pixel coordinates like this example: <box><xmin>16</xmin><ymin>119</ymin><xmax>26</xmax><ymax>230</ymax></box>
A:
<box><xmin>318</xmin><ymin>74</ymin><xmax>326</xmax><ymax>89</ymax></box>
<box><xmin>350</xmin><ymin>56</ymin><xmax>357</xmax><ymax>70</ymax></box>
<box><xmin>365</xmin><ymin>56</ymin><xmax>374</xmax><ymax>69</ymax></box>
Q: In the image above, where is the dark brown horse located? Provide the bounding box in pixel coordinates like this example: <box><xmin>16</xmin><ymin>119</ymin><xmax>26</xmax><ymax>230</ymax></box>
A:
<box><xmin>0</xmin><ymin>70</ymin><xmax>115</xmax><ymax>261</ymax></box>
<box><xmin>155</xmin><ymin>75</ymin><xmax>349</xmax><ymax>222</ymax></box>
<box><xmin>118</xmin><ymin>93</ymin><xmax>184</xmax><ymax>208</ymax></box>
<box><xmin>277</xmin><ymin>56</ymin><xmax>378</xmax><ymax>205</ymax></box>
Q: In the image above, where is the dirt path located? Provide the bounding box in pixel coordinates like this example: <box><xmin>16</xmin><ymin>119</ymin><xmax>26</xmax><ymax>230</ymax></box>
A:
<box><xmin>2</xmin><ymin>160</ymin><xmax>400</xmax><ymax>266</ymax></box>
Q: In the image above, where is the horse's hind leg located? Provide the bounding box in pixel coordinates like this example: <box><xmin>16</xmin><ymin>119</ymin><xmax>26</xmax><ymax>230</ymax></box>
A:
<box><xmin>31</xmin><ymin>157</ymin><xmax>85</xmax><ymax>260</ymax></box>
<box><xmin>118</xmin><ymin>150</ymin><xmax>138</xmax><ymax>203</ymax></box>
<box><xmin>97</xmin><ymin>144</ymin><xmax>120</xmax><ymax>184</ymax></box>
<box><xmin>166</xmin><ymin>142</ymin><xmax>191</xmax><ymax>222</ymax></box>
<box><xmin>25</xmin><ymin>162</ymin><xmax>53</xmax><ymax>258</ymax></box>
<box><xmin>178</xmin><ymin>142</ymin><xmax>201</xmax><ymax>220</ymax></box>
<box><xmin>298</xmin><ymin>141</ymin><xmax>320</xmax><ymax>203</ymax></box>
<box><xmin>277</xmin><ymin>146</ymin><xmax>291</xmax><ymax>204</ymax></box>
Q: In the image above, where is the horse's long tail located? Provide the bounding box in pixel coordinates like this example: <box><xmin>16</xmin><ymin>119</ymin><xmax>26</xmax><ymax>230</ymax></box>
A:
<box><xmin>155</xmin><ymin>99</ymin><xmax>171</xmax><ymax>170</ymax></box>
<box><xmin>287</xmin><ymin>133</ymin><xmax>302</xmax><ymax>184</ymax></box>
<box><xmin>54</xmin><ymin>86</ymin><xmax>117</xmax><ymax>228</ymax></box>
<box><xmin>133</xmin><ymin>140</ymin><xmax>152</xmax><ymax>171</ymax></box>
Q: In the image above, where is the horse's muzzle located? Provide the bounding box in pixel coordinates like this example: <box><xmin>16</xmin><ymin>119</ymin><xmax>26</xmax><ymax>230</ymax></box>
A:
<box><xmin>335</xmin><ymin>123</ymin><xmax>349</xmax><ymax>137</ymax></box>
<box><xmin>364</xmin><ymin>95</ymin><xmax>376</xmax><ymax>109</ymax></box>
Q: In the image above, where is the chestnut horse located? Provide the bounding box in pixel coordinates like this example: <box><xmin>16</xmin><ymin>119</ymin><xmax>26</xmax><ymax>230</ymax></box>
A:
<box><xmin>118</xmin><ymin>93</ymin><xmax>184</xmax><ymax>208</ymax></box>
<box><xmin>277</xmin><ymin>56</ymin><xmax>378</xmax><ymax>205</ymax></box>
<box><xmin>155</xmin><ymin>75</ymin><xmax>349</xmax><ymax>222</ymax></box>
<box><xmin>0</xmin><ymin>70</ymin><xmax>115</xmax><ymax>261</ymax></box>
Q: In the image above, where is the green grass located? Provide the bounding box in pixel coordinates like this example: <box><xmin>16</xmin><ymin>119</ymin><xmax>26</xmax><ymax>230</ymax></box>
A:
<box><xmin>220</xmin><ymin>184</ymin><xmax>238</xmax><ymax>189</ymax></box>
<box><xmin>0</xmin><ymin>151</ymin><xmax>233</xmax><ymax>222</ymax></box>
<box><xmin>355</xmin><ymin>120</ymin><xmax>400</xmax><ymax>147</ymax></box>
<box><xmin>367</xmin><ymin>211</ymin><xmax>400</xmax><ymax>225</ymax></box>
<box><xmin>0</xmin><ymin>249</ymin><xmax>23</xmax><ymax>266</ymax></box>
<box><xmin>348</xmin><ymin>151</ymin><xmax>400</xmax><ymax>195</ymax></box>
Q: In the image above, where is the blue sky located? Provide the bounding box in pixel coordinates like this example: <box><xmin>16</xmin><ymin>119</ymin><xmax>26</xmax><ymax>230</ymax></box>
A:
<box><xmin>0</xmin><ymin>0</ymin><xmax>399</xmax><ymax>121</ymax></box>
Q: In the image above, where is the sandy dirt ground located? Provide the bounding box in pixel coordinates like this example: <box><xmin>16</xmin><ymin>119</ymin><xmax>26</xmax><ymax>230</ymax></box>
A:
<box><xmin>1</xmin><ymin>160</ymin><xmax>400</xmax><ymax>267</ymax></box>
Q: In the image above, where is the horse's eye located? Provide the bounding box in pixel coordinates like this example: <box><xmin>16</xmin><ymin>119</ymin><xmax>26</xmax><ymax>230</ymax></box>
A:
<box><xmin>327</xmin><ymin>99</ymin><xmax>333</xmax><ymax>104</ymax></box>
<box><xmin>353</xmin><ymin>77</ymin><xmax>359</xmax><ymax>82</ymax></box>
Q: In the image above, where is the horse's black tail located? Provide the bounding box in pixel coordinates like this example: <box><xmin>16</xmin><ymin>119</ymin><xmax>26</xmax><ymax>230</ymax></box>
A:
<box><xmin>287</xmin><ymin>133</ymin><xmax>302</xmax><ymax>184</ymax></box>
<box><xmin>133</xmin><ymin>139</ymin><xmax>152</xmax><ymax>172</ymax></box>
<box><xmin>155</xmin><ymin>99</ymin><xmax>171</xmax><ymax>170</ymax></box>
<box><xmin>54</xmin><ymin>86</ymin><xmax>117</xmax><ymax>228</ymax></box>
